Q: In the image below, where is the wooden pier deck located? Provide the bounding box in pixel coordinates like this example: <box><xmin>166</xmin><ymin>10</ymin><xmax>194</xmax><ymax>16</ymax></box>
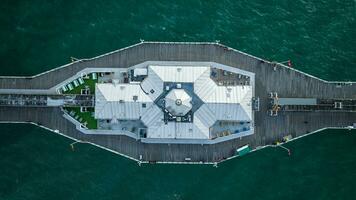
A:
<box><xmin>0</xmin><ymin>42</ymin><xmax>355</xmax><ymax>163</ymax></box>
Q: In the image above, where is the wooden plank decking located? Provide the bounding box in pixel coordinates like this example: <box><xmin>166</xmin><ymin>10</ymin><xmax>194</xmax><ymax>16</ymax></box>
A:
<box><xmin>0</xmin><ymin>42</ymin><xmax>355</xmax><ymax>163</ymax></box>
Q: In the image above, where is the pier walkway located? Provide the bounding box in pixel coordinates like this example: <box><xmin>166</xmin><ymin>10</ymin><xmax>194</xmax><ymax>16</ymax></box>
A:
<box><xmin>0</xmin><ymin>42</ymin><xmax>355</xmax><ymax>163</ymax></box>
<box><xmin>0</xmin><ymin>94</ymin><xmax>94</xmax><ymax>107</ymax></box>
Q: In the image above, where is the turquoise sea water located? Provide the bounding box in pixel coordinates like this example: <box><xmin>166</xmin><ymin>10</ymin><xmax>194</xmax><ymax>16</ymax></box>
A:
<box><xmin>0</xmin><ymin>1</ymin><xmax>355</xmax><ymax>199</ymax></box>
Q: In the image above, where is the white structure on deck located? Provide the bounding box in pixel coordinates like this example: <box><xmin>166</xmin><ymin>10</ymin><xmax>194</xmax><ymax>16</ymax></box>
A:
<box><xmin>94</xmin><ymin>64</ymin><xmax>254</xmax><ymax>140</ymax></box>
<box><xmin>95</xmin><ymin>84</ymin><xmax>153</xmax><ymax>120</ymax></box>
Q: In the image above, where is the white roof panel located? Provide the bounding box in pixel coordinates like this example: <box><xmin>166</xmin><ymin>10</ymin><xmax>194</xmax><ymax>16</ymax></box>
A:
<box><xmin>134</xmin><ymin>68</ymin><xmax>148</xmax><ymax>76</ymax></box>
<box><xmin>140</xmin><ymin>67</ymin><xmax>164</xmax><ymax>101</ymax></box>
<box><xmin>96</xmin><ymin>83</ymin><xmax>152</xmax><ymax>102</ymax></box>
<box><xmin>194</xmin><ymin>72</ymin><xmax>253</xmax><ymax>122</ymax></box>
<box><xmin>95</xmin><ymin>83</ymin><xmax>153</xmax><ymax>120</ymax></box>
<box><xmin>193</xmin><ymin>104</ymin><xmax>216</xmax><ymax>134</ymax></box>
<box><xmin>146</xmin><ymin>122</ymin><xmax>210</xmax><ymax>139</ymax></box>
<box><xmin>149</xmin><ymin>65</ymin><xmax>210</xmax><ymax>82</ymax></box>
<box><xmin>141</xmin><ymin>104</ymin><xmax>163</xmax><ymax>127</ymax></box>
<box><xmin>194</xmin><ymin>69</ymin><xmax>217</xmax><ymax>101</ymax></box>
<box><xmin>176</xmin><ymin>122</ymin><xmax>209</xmax><ymax>139</ymax></box>
<box><xmin>147</xmin><ymin>122</ymin><xmax>175</xmax><ymax>139</ymax></box>
<box><xmin>206</xmin><ymin>103</ymin><xmax>252</xmax><ymax>121</ymax></box>
<box><xmin>202</xmin><ymin>85</ymin><xmax>252</xmax><ymax>103</ymax></box>
<box><xmin>95</xmin><ymin>102</ymin><xmax>154</xmax><ymax>120</ymax></box>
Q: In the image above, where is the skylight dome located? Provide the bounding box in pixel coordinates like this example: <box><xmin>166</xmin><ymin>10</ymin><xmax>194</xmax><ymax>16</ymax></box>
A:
<box><xmin>165</xmin><ymin>89</ymin><xmax>192</xmax><ymax>116</ymax></box>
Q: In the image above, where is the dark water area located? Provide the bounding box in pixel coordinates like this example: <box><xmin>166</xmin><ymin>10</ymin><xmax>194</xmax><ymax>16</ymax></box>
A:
<box><xmin>1</xmin><ymin>124</ymin><xmax>356</xmax><ymax>200</ymax></box>
<box><xmin>0</xmin><ymin>1</ymin><xmax>355</xmax><ymax>199</ymax></box>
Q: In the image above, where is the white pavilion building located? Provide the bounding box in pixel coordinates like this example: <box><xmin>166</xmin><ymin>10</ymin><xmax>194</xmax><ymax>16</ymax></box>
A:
<box><xmin>95</xmin><ymin>64</ymin><xmax>254</xmax><ymax>140</ymax></box>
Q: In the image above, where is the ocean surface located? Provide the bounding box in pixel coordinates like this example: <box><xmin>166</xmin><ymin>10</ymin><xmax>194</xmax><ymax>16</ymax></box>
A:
<box><xmin>0</xmin><ymin>0</ymin><xmax>355</xmax><ymax>199</ymax></box>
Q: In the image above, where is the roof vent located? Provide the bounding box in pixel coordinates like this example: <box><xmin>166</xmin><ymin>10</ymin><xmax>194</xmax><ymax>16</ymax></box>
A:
<box><xmin>177</xmin><ymin>67</ymin><xmax>182</xmax><ymax>72</ymax></box>
<box><xmin>133</xmin><ymin>95</ymin><xmax>138</xmax><ymax>101</ymax></box>
<box><xmin>119</xmin><ymin>100</ymin><xmax>124</xmax><ymax>103</ymax></box>
<box><xmin>120</xmin><ymin>86</ymin><xmax>125</xmax><ymax>90</ymax></box>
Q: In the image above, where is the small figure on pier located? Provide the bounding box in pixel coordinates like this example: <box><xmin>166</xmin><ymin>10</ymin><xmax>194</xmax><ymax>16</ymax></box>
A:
<box><xmin>287</xmin><ymin>60</ymin><xmax>292</xmax><ymax>67</ymax></box>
